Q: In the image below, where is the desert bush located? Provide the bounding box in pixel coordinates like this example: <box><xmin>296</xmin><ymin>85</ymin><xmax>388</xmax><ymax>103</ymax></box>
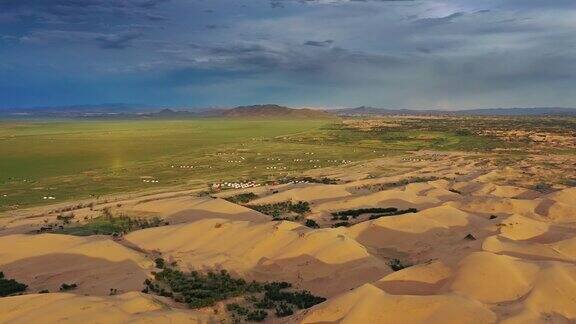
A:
<box><xmin>388</xmin><ymin>259</ymin><xmax>411</xmax><ymax>271</ymax></box>
<box><xmin>305</xmin><ymin>219</ymin><xmax>319</xmax><ymax>229</ymax></box>
<box><xmin>54</xmin><ymin>214</ymin><xmax>166</xmax><ymax>236</ymax></box>
<box><xmin>0</xmin><ymin>272</ymin><xmax>27</xmax><ymax>297</ymax></box>
<box><xmin>224</xmin><ymin>193</ymin><xmax>258</xmax><ymax>204</ymax></box>
<box><xmin>146</xmin><ymin>267</ymin><xmax>325</xmax><ymax>322</ymax></box>
<box><xmin>155</xmin><ymin>257</ymin><xmax>166</xmax><ymax>269</ymax></box>
<box><xmin>247</xmin><ymin>201</ymin><xmax>311</xmax><ymax>218</ymax></box>
<box><xmin>533</xmin><ymin>182</ymin><xmax>552</xmax><ymax>193</ymax></box>
<box><xmin>59</xmin><ymin>283</ymin><xmax>78</xmax><ymax>291</ymax></box>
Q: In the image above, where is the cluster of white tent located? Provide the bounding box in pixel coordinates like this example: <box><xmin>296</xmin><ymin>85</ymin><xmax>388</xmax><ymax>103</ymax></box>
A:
<box><xmin>213</xmin><ymin>181</ymin><xmax>261</xmax><ymax>189</ymax></box>
<box><xmin>401</xmin><ymin>157</ymin><xmax>424</xmax><ymax>162</ymax></box>
<box><xmin>142</xmin><ymin>179</ymin><xmax>159</xmax><ymax>183</ymax></box>
<box><xmin>172</xmin><ymin>165</ymin><xmax>195</xmax><ymax>169</ymax></box>
<box><xmin>288</xmin><ymin>180</ymin><xmax>310</xmax><ymax>184</ymax></box>
<box><xmin>42</xmin><ymin>196</ymin><xmax>56</xmax><ymax>200</ymax></box>
<box><xmin>265</xmin><ymin>166</ymin><xmax>288</xmax><ymax>170</ymax></box>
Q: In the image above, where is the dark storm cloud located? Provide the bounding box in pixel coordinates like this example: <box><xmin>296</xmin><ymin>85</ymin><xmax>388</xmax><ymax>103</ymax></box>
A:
<box><xmin>303</xmin><ymin>40</ymin><xmax>334</xmax><ymax>47</ymax></box>
<box><xmin>413</xmin><ymin>12</ymin><xmax>465</xmax><ymax>26</ymax></box>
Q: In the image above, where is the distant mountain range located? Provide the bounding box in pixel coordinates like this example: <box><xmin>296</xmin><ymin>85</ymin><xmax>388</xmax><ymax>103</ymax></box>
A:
<box><xmin>1</xmin><ymin>104</ymin><xmax>575</xmax><ymax>118</ymax></box>
<box><xmin>0</xmin><ymin>104</ymin><xmax>334</xmax><ymax>119</ymax></box>
<box><xmin>0</xmin><ymin>103</ymin><xmax>158</xmax><ymax>116</ymax></box>
<box><xmin>333</xmin><ymin>106</ymin><xmax>576</xmax><ymax>117</ymax></box>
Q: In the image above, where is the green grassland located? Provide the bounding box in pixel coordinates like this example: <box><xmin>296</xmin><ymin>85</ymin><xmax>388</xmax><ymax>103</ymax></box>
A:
<box><xmin>0</xmin><ymin>119</ymin><xmax>372</xmax><ymax>211</ymax></box>
<box><xmin>0</xmin><ymin>118</ymin><xmax>515</xmax><ymax>212</ymax></box>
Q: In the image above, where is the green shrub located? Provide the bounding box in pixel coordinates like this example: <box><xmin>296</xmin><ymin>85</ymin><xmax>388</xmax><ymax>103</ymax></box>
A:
<box><xmin>59</xmin><ymin>283</ymin><xmax>77</xmax><ymax>291</ymax></box>
<box><xmin>224</xmin><ymin>193</ymin><xmax>258</xmax><ymax>204</ymax></box>
<box><xmin>275</xmin><ymin>303</ymin><xmax>294</xmax><ymax>317</ymax></box>
<box><xmin>246</xmin><ymin>310</ymin><xmax>267</xmax><ymax>322</ymax></box>
<box><xmin>54</xmin><ymin>214</ymin><xmax>167</xmax><ymax>236</ymax></box>
<box><xmin>247</xmin><ymin>201</ymin><xmax>311</xmax><ymax>218</ymax></box>
<box><xmin>147</xmin><ymin>267</ymin><xmax>325</xmax><ymax>321</ymax></box>
<box><xmin>305</xmin><ymin>219</ymin><xmax>319</xmax><ymax>229</ymax></box>
<box><xmin>0</xmin><ymin>272</ymin><xmax>27</xmax><ymax>297</ymax></box>
<box><xmin>155</xmin><ymin>257</ymin><xmax>166</xmax><ymax>269</ymax></box>
<box><xmin>332</xmin><ymin>207</ymin><xmax>418</xmax><ymax>220</ymax></box>
<box><xmin>388</xmin><ymin>259</ymin><xmax>411</xmax><ymax>271</ymax></box>
<box><xmin>533</xmin><ymin>182</ymin><xmax>552</xmax><ymax>193</ymax></box>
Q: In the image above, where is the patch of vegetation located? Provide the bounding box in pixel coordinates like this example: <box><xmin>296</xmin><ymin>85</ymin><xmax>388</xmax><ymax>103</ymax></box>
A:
<box><xmin>533</xmin><ymin>182</ymin><xmax>553</xmax><ymax>193</ymax></box>
<box><xmin>388</xmin><ymin>259</ymin><xmax>411</xmax><ymax>272</ymax></box>
<box><xmin>276</xmin><ymin>176</ymin><xmax>339</xmax><ymax>185</ymax></box>
<box><xmin>561</xmin><ymin>178</ymin><xmax>576</xmax><ymax>187</ymax></box>
<box><xmin>143</xmin><ymin>263</ymin><xmax>326</xmax><ymax>322</ymax></box>
<box><xmin>53</xmin><ymin>213</ymin><xmax>167</xmax><ymax>236</ymax></box>
<box><xmin>155</xmin><ymin>257</ymin><xmax>166</xmax><ymax>269</ymax></box>
<box><xmin>247</xmin><ymin>201</ymin><xmax>311</xmax><ymax>219</ymax></box>
<box><xmin>224</xmin><ymin>192</ymin><xmax>258</xmax><ymax>204</ymax></box>
<box><xmin>331</xmin><ymin>207</ymin><xmax>418</xmax><ymax>221</ymax></box>
<box><xmin>0</xmin><ymin>271</ymin><xmax>27</xmax><ymax>297</ymax></box>
<box><xmin>455</xmin><ymin>129</ymin><xmax>473</xmax><ymax>136</ymax></box>
<box><xmin>304</xmin><ymin>219</ymin><xmax>320</xmax><ymax>229</ymax></box>
<box><xmin>59</xmin><ymin>283</ymin><xmax>77</xmax><ymax>291</ymax></box>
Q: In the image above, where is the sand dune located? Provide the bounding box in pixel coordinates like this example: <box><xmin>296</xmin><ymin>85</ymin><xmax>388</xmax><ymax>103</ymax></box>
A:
<box><xmin>545</xmin><ymin>187</ymin><xmax>576</xmax><ymax>206</ymax></box>
<box><xmin>314</xmin><ymin>187</ymin><xmax>443</xmax><ymax>215</ymax></box>
<box><xmin>346</xmin><ymin>205</ymin><xmax>490</xmax><ymax>262</ymax></box>
<box><xmin>0</xmin><ymin>292</ymin><xmax>212</xmax><ymax>323</ymax></box>
<box><xmin>449</xmin><ymin>252</ymin><xmax>539</xmax><ymax>303</ymax></box>
<box><xmin>126</xmin><ymin>196</ymin><xmax>270</xmax><ymax>224</ymax></box>
<box><xmin>375</xmin><ymin>260</ymin><xmax>452</xmax><ymax>295</ymax></box>
<box><xmin>125</xmin><ymin>218</ymin><xmax>389</xmax><ymax>296</ymax></box>
<box><xmin>0</xmin><ymin>234</ymin><xmax>152</xmax><ymax>295</ymax></box>
<box><xmin>484</xmin><ymin>235</ymin><xmax>576</xmax><ymax>261</ymax></box>
<box><xmin>300</xmin><ymin>284</ymin><xmax>496</xmax><ymax>324</ymax></box>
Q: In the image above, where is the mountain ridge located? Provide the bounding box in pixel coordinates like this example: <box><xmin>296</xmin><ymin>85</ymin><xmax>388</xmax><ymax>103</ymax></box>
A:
<box><xmin>2</xmin><ymin>104</ymin><xmax>576</xmax><ymax>118</ymax></box>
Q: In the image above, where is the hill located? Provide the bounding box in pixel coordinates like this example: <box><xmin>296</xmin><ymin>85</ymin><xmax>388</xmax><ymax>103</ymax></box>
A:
<box><xmin>222</xmin><ymin>104</ymin><xmax>335</xmax><ymax>119</ymax></box>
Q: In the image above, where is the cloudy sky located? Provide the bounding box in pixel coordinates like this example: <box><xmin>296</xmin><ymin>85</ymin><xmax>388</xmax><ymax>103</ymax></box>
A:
<box><xmin>1</xmin><ymin>0</ymin><xmax>575</xmax><ymax>109</ymax></box>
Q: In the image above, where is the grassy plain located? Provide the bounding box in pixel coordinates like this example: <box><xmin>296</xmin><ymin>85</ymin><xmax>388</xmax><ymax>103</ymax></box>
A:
<box><xmin>0</xmin><ymin>119</ymin><xmax>372</xmax><ymax>211</ymax></box>
<box><xmin>2</xmin><ymin>116</ymin><xmax>553</xmax><ymax>212</ymax></box>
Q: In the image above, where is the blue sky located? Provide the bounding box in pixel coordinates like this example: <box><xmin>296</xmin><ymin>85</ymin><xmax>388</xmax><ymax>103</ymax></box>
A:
<box><xmin>1</xmin><ymin>0</ymin><xmax>575</xmax><ymax>109</ymax></box>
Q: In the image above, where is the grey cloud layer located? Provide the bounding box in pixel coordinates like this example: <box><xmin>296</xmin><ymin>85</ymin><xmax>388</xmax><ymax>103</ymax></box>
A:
<box><xmin>1</xmin><ymin>0</ymin><xmax>576</xmax><ymax>108</ymax></box>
